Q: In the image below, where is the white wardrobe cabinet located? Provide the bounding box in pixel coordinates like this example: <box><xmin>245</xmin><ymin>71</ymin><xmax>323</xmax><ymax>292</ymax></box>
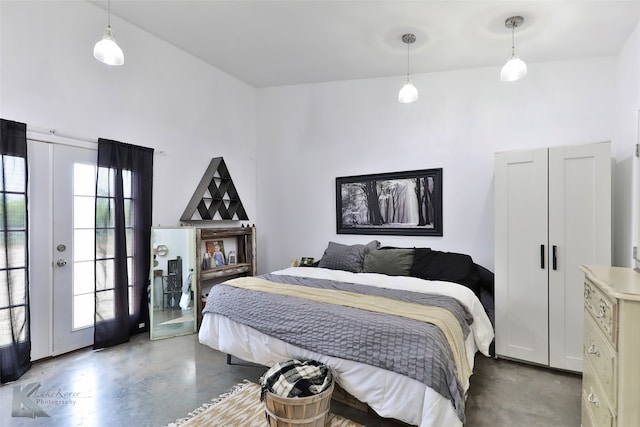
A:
<box><xmin>494</xmin><ymin>142</ymin><xmax>611</xmax><ymax>372</ymax></box>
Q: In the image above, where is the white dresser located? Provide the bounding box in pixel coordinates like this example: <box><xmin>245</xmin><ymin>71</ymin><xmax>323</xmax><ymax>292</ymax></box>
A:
<box><xmin>581</xmin><ymin>265</ymin><xmax>640</xmax><ymax>427</ymax></box>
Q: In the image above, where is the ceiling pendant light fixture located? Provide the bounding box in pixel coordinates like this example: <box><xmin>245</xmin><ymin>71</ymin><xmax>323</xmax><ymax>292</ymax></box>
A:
<box><xmin>398</xmin><ymin>33</ymin><xmax>418</xmax><ymax>103</ymax></box>
<box><xmin>93</xmin><ymin>0</ymin><xmax>124</xmax><ymax>66</ymax></box>
<box><xmin>500</xmin><ymin>16</ymin><xmax>527</xmax><ymax>82</ymax></box>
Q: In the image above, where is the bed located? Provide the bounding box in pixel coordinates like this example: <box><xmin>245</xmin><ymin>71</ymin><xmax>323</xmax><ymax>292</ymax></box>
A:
<box><xmin>198</xmin><ymin>241</ymin><xmax>495</xmax><ymax>427</ymax></box>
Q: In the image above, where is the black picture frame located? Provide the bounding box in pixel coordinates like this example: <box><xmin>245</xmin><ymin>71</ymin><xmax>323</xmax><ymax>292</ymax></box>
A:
<box><xmin>336</xmin><ymin>168</ymin><xmax>443</xmax><ymax>236</ymax></box>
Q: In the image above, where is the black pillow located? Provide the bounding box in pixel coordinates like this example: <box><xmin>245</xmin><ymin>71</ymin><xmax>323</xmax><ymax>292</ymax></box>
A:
<box><xmin>475</xmin><ymin>263</ymin><xmax>494</xmax><ymax>296</ymax></box>
<box><xmin>409</xmin><ymin>248</ymin><xmax>481</xmax><ymax>295</ymax></box>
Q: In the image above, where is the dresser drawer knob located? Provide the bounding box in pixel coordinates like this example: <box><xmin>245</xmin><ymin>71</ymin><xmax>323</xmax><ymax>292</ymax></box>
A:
<box><xmin>587</xmin><ymin>344</ymin><xmax>600</xmax><ymax>357</ymax></box>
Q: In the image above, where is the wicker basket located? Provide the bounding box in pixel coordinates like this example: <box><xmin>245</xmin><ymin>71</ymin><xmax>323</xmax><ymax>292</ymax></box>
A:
<box><xmin>264</xmin><ymin>382</ymin><xmax>334</xmax><ymax>427</ymax></box>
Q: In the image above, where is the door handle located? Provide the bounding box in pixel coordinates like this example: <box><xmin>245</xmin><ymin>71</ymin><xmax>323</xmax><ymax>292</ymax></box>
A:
<box><xmin>56</xmin><ymin>259</ymin><xmax>67</xmax><ymax>267</ymax></box>
<box><xmin>552</xmin><ymin>245</ymin><xmax>558</xmax><ymax>270</ymax></box>
<box><xmin>540</xmin><ymin>245</ymin><xmax>545</xmax><ymax>269</ymax></box>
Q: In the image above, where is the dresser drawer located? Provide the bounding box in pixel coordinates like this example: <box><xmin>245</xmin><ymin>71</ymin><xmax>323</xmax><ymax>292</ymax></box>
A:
<box><xmin>581</xmin><ymin>392</ymin><xmax>597</xmax><ymax>427</ymax></box>
<box><xmin>584</xmin><ymin>280</ymin><xmax>618</xmax><ymax>347</ymax></box>
<box><xmin>583</xmin><ymin>314</ymin><xmax>617</xmax><ymax>407</ymax></box>
<box><xmin>582</xmin><ymin>391</ymin><xmax>613</xmax><ymax>427</ymax></box>
<box><xmin>582</xmin><ymin>359</ymin><xmax>615</xmax><ymax>427</ymax></box>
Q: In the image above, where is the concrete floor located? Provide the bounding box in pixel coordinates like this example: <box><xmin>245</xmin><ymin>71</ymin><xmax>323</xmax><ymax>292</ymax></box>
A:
<box><xmin>0</xmin><ymin>333</ymin><xmax>581</xmax><ymax>426</ymax></box>
<box><xmin>150</xmin><ymin>306</ymin><xmax>196</xmax><ymax>340</ymax></box>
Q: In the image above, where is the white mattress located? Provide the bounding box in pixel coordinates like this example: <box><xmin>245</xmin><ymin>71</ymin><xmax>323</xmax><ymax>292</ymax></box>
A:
<box><xmin>198</xmin><ymin>267</ymin><xmax>495</xmax><ymax>427</ymax></box>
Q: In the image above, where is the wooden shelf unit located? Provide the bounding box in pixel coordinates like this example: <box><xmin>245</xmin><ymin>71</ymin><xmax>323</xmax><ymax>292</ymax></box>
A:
<box><xmin>195</xmin><ymin>226</ymin><xmax>256</xmax><ymax>327</ymax></box>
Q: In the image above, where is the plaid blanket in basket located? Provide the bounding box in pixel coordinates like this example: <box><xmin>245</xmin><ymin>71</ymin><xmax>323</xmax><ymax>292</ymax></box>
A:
<box><xmin>260</xmin><ymin>359</ymin><xmax>333</xmax><ymax>400</ymax></box>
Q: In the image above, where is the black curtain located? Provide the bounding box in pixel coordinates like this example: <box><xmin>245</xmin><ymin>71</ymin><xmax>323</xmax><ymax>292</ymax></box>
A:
<box><xmin>94</xmin><ymin>138</ymin><xmax>153</xmax><ymax>349</ymax></box>
<box><xmin>0</xmin><ymin>119</ymin><xmax>31</xmax><ymax>383</ymax></box>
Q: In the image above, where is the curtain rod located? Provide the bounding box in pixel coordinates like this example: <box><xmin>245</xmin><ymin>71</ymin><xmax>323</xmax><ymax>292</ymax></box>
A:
<box><xmin>28</xmin><ymin>126</ymin><xmax>97</xmax><ymax>144</ymax></box>
<box><xmin>26</xmin><ymin>126</ymin><xmax>164</xmax><ymax>155</ymax></box>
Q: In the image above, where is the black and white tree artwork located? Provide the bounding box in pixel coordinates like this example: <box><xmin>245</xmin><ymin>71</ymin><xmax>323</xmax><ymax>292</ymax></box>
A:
<box><xmin>336</xmin><ymin>169</ymin><xmax>442</xmax><ymax>236</ymax></box>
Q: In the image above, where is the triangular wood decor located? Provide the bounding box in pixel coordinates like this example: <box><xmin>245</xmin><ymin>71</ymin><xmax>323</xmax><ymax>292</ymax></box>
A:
<box><xmin>180</xmin><ymin>157</ymin><xmax>249</xmax><ymax>221</ymax></box>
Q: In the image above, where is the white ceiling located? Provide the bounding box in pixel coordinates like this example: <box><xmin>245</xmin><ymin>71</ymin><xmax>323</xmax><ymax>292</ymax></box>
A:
<box><xmin>92</xmin><ymin>1</ymin><xmax>640</xmax><ymax>88</ymax></box>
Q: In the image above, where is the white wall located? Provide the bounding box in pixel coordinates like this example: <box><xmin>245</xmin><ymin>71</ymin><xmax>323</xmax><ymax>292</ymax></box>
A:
<box><xmin>3</xmin><ymin>1</ymin><xmax>638</xmax><ymax>275</ymax></box>
<box><xmin>613</xmin><ymin>20</ymin><xmax>640</xmax><ymax>267</ymax></box>
<box><xmin>257</xmin><ymin>58</ymin><xmax>618</xmax><ymax>273</ymax></box>
<box><xmin>0</xmin><ymin>0</ymin><xmax>258</xmax><ymax>227</ymax></box>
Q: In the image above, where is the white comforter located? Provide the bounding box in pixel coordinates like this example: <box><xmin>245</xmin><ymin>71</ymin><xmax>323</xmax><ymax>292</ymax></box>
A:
<box><xmin>198</xmin><ymin>267</ymin><xmax>494</xmax><ymax>427</ymax></box>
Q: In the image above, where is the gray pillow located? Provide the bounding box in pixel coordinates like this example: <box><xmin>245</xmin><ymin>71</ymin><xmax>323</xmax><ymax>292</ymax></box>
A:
<box><xmin>362</xmin><ymin>248</ymin><xmax>415</xmax><ymax>276</ymax></box>
<box><xmin>318</xmin><ymin>240</ymin><xmax>380</xmax><ymax>273</ymax></box>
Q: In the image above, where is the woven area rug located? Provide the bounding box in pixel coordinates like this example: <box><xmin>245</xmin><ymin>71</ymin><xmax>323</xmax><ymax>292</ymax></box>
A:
<box><xmin>166</xmin><ymin>381</ymin><xmax>363</xmax><ymax>427</ymax></box>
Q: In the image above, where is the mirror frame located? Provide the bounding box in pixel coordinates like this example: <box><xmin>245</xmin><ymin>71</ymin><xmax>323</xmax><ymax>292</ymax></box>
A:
<box><xmin>636</xmin><ymin>110</ymin><xmax>640</xmax><ymax>271</ymax></box>
<box><xmin>149</xmin><ymin>226</ymin><xmax>197</xmax><ymax>340</ymax></box>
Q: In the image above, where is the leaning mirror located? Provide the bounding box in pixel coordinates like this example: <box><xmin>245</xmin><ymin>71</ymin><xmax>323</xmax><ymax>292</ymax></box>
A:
<box><xmin>150</xmin><ymin>226</ymin><xmax>197</xmax><ymax>340</ymax></box>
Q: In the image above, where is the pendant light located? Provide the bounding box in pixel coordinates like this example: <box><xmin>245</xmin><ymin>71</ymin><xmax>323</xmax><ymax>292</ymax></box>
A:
<box><xmin>93</xmin><ymin>0</ymin><xmax>124</xmax><ymax>66</ymax></box>
<box><xmin>398</xmin><ymin>33</ymin><xmax>418</xmax><ymax>103</ymax></box>
<box><xmin>500</xmin><ymin>16</ymin><xmax>526</xmax><ymax>82</ymax></box>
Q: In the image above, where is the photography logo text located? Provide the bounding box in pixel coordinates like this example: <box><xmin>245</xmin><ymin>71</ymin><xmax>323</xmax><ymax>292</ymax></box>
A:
<box><xmin>12</xmin><ymin>382</ymin><xmax>89</xmax><ymax>419</ymax></box>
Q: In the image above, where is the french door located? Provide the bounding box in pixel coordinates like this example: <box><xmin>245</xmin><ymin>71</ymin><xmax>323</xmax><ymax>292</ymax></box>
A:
<box><xmin>29</xmin><ymin>139</ymin><xmax>97</xmax><ymax>359</ymax></box>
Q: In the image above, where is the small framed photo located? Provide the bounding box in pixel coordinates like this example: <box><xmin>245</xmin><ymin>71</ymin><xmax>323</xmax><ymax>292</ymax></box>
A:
<box><xmin>205</xmin><ymin>240</ymin><xmax>226</xmax><ymax>268</ymax></box>
<box><xmin>300</xmin><ymin>257</ymin><xmax>315</xmax><ymax>267</ymax></box>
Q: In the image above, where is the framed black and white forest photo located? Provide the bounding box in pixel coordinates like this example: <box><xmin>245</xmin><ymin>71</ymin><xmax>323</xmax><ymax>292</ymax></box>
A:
<box><xmin>336</xmin><ymin>168</ymin><xmax>443</xmax><ymax>236</ymax></box>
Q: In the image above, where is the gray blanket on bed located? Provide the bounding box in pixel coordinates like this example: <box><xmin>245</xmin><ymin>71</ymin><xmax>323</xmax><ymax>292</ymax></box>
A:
<box><xmin>203</xmin><ymin>273</ymin><xmax>474</xmax><ymax>422</ymax></box>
